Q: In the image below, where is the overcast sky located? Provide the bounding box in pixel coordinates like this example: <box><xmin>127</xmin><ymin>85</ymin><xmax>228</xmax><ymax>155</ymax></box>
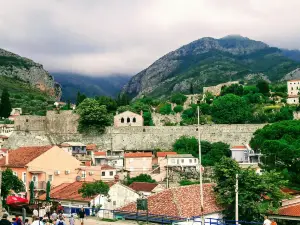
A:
<box><xmin>0</xmin><ymin>0</ymin><xmax>300</xmax><ymax>76</ymax></box>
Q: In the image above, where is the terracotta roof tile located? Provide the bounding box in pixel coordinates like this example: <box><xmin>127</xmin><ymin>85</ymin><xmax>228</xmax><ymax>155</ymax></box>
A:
<box><xmin>101</xmin><ymin>165</ymin><xmax>115</xmax><ymax>170</ymax></box>
<box><xmin>86</xmin><ymin>144</ymin><xmax>97</xmax><ymax>151</ymax></box>
<box><xmin>281</xmin><ymin>187</ymin><xmax>300</xmax><ymax>195</ymax></box>
<box><xmin>39</xmin><ymin>181</ymin><xmax>115</xmax><ymax>201</ymax></box>
<box><xmin>94</xmin><ymin>151</ymin><xmax>106</xmax><ymax>156</ymax></box>
<box><xmin>124</xmin><ymin>153</ymin><xmax>152</xmax><ymax>158</ymax></box>
<box><xmin>118</xmin><ymin>183</ymin><xmax>223</xmax><ymax>217</ymax></box>
<box><xmin>0</xmin><ymin>146</ymin><xmax>53</xmax><ymax>167</ymax></box>
<box><xmin>129</xmin><ymin>182</ymin><xmax>158</xmax><ymax>192</ymax></box>
<box><xmin>231</xmin><ymin>145</ymin><xmax>247</xmax><ymax>149</ymax></box>
<box><xmin>0</xmin><ymin>135</ymin><xmax>8</xmax><ymax>139</ymax></box>
<box><xmin>279</xmin><ymin>203</ymin><xmax>300</xmax><ymax>217</ymax></box>
<box><xmin>157</xmin><ymin>152</ymin><xmax>177</xmax><ymax>157</ymax></box>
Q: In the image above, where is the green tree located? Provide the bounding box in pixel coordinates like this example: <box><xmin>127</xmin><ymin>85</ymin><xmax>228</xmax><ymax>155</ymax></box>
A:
<box><xmin>214</xmin><ymin>157</ymin><xmax>287</xmax><ymax>221</ymax></box>
<box><xmin>211</xmin><ymin>94</ymin><xmax>251</xmax><ymax>124</ymax></box>
<box><xmin>116</xmin><ymin>93</ymin><xmax>130</xmax><ymax>106</ymax></box>
<box><xmin>250</xmin><ymin>120</ymin><xmax>300</xmax><ymax>187</ymax></box>
<box><xmin>179</xmin><ymin>179</ymin><xmax>199</xmax><ymax>186</ymax></box>
<box><xmin>173</xmin><ymin>105</ymin><xmax>183</xmax><ymax>113</ymax></box>
<box><xmin>170</xmin><ymin>93</ymin><xmax>187</xmax><ymax>105</ymax></box>
<box><xmin>46</xmin><ymin>181</ymin><xmax>51</xmax><ymax>202</ymax></box>
<box><xmin>76</xmin><ymin>98</ymin><xmax>111</xmax><ymax>134</ymax></box>
<box><xmin>204</xmin><ymin>92</ymin><xmax>214</xmax><ymax>104</ymax></box>
<box><xmin>221</xmin><ymin>84</ymin><xmax>244</xmax><ymax>96</ymax></box>
<box><xmin>143</xmin><ymin>111</ymin><xmax>154</xmax><ymax>126</ymax></box>
<box><xmin>1</xmin><ymin>169</ymin><xmax>25</xmax><ymax>205</ymax></box>
<box><xmin>0</xmin><ymin>88</ymin><xmax>12</xmax><ymax>118</ymax></box>
<box><xmin>78</xmin><ymin>181</ymin><xmax>110</xmax><ymax>198</ymax></box>
<box><xmin>158</xmin><ymin>103</ymin><xmax>172</xmax><ymax>115</ymax></box>
<box><xmin>96</xmin><ymin>96</ymin><xmax>117</xmax><ymax>112</ymax></box>
<box><xmin>126</xmin><ymin>174</ymin><xmax>156</xmax><ymax>185</ymax></box>
<box><xmin>76</xmin><ymin>92</ymin><xmax>87</xmax><ymax>106</ymax></box>
<box><xmin>256</xmin><ymin>80</ymin><xmax>270</xmax><ymax>95</ymax></box>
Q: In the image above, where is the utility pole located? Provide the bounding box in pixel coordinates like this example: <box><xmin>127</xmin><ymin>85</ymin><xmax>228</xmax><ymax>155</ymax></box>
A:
<box><xmin>166</xmin><ymin>165</ymin><xmax>169</xmax><ymax>189</ymax></box>
<box><xmin>0</xmin><ymin>170</ymin><xmax>2</xmax><ymax>217</ymax></box>
<box><xmin>235</xmin><ymin>174</ymin><xmax>239</xmax><ymax>225</ymax></box>
<box><xmin>197</xmin><ymin>106</ymin><xmax>204</xmax><ymax>225</ymax></box>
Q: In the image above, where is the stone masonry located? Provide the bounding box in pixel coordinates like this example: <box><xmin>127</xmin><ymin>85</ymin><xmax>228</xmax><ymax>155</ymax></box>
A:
<box><xmin>8</xmin><ymin>111</ymin><xmax>266</xmax><ymax>150</ymax></box>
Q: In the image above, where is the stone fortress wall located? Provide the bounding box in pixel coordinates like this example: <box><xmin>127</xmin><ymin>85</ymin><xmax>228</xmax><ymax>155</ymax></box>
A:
<box><xmin>8</xmin><ymin>110</ymin><xmax>266</xmax><ymax>150</ymax></box>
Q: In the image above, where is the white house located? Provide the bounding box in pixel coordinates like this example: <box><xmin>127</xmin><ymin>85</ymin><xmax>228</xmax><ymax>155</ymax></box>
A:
<box><xmin>114</xmin><ymin>111</ymin><xmax>144</xmax><ymax>127</ymax></box>
<box><xmin>166</xmin><ymin>154</ymin><xmax>198</xmax><ymax>167</ymax></box>
<box><xmin>100</xmin><ymin>165</ymin><xmax>117</xmax><ymax>181</ymax></box>
<box><xmin>287</xmin><ymin>80</ymin><xmax>300</xmax><ymax>104</ymax></box>
<box><xmin>230</xmin><ymin>145</ymin><xmax>261</xmax><ymax>164</ymax></box>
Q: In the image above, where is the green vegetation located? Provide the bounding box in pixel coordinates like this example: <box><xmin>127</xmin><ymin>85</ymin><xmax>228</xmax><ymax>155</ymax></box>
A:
<box><xmin>214</xmin><ymin>157</ymin><xmax>287</xmax><ymax>221</ymax></box>
<box><xmin>125</xmin><ymin>174</ymin><xmax>156</xmax><ymax>185</ymax></box>
<box><xmin>76</xmin><ymin>91</ymin><xmax>87</xmax><ymax>106</ymax></box>
<box><xmin>78</xmin><ymin>180</ymin><xmax>110</xmax><ymax>198</ymax></box>
<box><xmin>173</xmin><ymin>105</ymin><xmax>183</xmax><ymax>113</ymax></box>
<box><xmin>0</xmin><ymin>76</ymin><xmax>55</xmax><ymax>116</ymax></box>
<box><xmin>76</xmin><ymin>98</ymin><xmax>111</xmax><ymax>134</ymax></box>
<box><xmin>179</xmin><ymin>179</ymin><xmax>200</xmax><ymax>186</ymax></box>
<box><xmin>0</xmin><ymin>88</ymin><xmax>12</xmax><ymax>118</ymax></box>
<box><xmin>170</xmin><ymin>93</ymin><xmax>187</xmax><ymax>105</ymax></box>
<box><xmin>158</xmin><ymin>103</ymin><xmax>172</xmax><ymax>115</ymax></box>
<box><xmin>1</xmin><ymin>169</ymin><xmax>25</xmax><ymax>206</ymax></box>
<box><xmin>250</xmin><ymin>120</ymin><xmax>300</xmax><ymax>188</ymax></box>
<box><xmin>172</xmin><ymin>136</ymin><xmax>230</xmax><ymax>166</ymax></box>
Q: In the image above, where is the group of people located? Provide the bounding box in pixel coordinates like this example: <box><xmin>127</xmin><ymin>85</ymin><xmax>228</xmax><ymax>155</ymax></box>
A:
<box><xmin>0</xmin><ymin>207</ymin><xmax>86</xmax><ymax>225</ymax></box>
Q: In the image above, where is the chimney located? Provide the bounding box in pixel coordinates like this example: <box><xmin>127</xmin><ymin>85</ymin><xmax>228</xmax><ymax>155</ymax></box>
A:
<box><xmin>140</xmin><ymin>110</ymin><xmax>143</xmax><ymax>116</ymax></box>
<box><xmin>5</xmin><ymin>151</ymin><xmax>9</xmax><ymax>165</ymax></box>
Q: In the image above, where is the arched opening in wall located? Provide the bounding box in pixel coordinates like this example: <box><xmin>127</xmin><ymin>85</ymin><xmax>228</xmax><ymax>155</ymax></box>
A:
<box><xmin>127</xmin><ymin>117</ymin><xmax>130</xmax><ymax>123</ymax></box>
<box><xmin>197</xmin><ymin>100</ymin><xmax>200</xmax><ymax>104</ymax></box>
<box><xmin>133</xmin><ymin>117</ymin><xmax>136</xmax><ymax>123</ymax></box>
<box><xmin>121</xmin><ymin>118</ymin><xmax>124</xmax><ymax>123</ymax></box>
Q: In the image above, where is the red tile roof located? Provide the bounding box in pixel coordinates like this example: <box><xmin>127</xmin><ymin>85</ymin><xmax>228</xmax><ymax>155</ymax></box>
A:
<box><xmin>39</xmin><ymin>181</ymin><xmax>115</xmax><ymax>202</ymax></box>
<box><xmin>101</xmin><ymin>165</ymin><xmax>115</xmax><ymax>170</ymax></box>
<box><xmin>124</xmin><ymin>153</ymin><xmax>152</xmax><ymax>158</ymax></box>
<box><xmin>281</xmin><ymin>187</ymin><xmax>300</xmax><ymax>195</ymax></box>
<box><xmin>85</xmin><ymin>161</ymin><xmax>91</xmax><ymax>166</ymax></box>
<box><xmin>0</xmin><ymin>135</ymin><xmax>8</xmax><ymax>139</ymax></box>
<box><xmin>278</xmin><ymin>203</ymin><xmax>300</xmax><ymax>217</ymax></box>
<box><xmin>0</xmin><ymin>146</ymin><xmax>53</xmax><ymax>167</ymax></box>
<box><xmin>157</xmin><ymin>152</ymin><xmax>177</xmax><ymax>157</ymax></box>
<box><xmin>94</xmin><ymin>151</ymin><xmax>106</xmax><ymax>156</ymax></box>
<box><xmin>231</xmin><ymin>145</ymin><xmax>247</xmax><ymax>149</ymax></box>
<box><xmin>86</xmin><ymin>144</ymin><xmax>97</xmax><ymax>151</ymax></box>
<box><xmin>129</xmin><ymin>182</ymin><xmax>159</xmax><ymax>192</ymax></box>
<box><xmin>118</xmin><ymin>183</ymin><xmax>223</xmax><ymax>217</ymax></box>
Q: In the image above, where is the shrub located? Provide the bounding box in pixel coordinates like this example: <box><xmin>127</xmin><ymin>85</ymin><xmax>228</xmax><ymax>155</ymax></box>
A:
<box><xmin>173</xmin><ymin>105</ymin><xmax>183</xmax><ymax>113</ymax></box>
<box><xmin>170</xmin><ymin>93</ymin><xmax>187</xmax><ymax>105</ymax></box>
<box><xmin>158</xmin><ymin>103</ymin><xmax>172</xmax><ymax>115</ymax></box>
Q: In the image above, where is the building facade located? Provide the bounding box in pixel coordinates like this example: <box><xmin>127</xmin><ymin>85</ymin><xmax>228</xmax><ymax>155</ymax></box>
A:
<box><xmin>124</xmin><ymin>153</ymin><xmax>152</xmax><ymax>176</ymax></box>
<box><xmin>114</xmin><ymin>111</ymin><xmax>144</xmax><ymax>127</ymax></box>
<box><xmin>287</xmin><ymin>80</ymin><xmax>300</xmax><ymax>104</ymax></box>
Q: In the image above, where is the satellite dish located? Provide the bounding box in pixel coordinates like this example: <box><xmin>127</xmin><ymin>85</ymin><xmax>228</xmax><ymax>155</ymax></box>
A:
<box><xmin>76</xmin><ymin>176</ymin><xmax>81</xmax><ymax>181</ymax></box>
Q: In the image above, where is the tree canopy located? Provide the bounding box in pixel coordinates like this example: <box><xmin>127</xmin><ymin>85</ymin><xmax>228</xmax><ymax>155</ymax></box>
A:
<box><xmin>126</xmin><ymin>174</ymin><xmax>156</xmax><ymax>185</ymax></box>
<box><xmin>0</xmin><ymin>88</ymin><xmax>12</xmax><ymax>118</ymax></box>
<box><xmin>172</xmin><ymin>136</ymin><xmax>230</xmax><ymax>166</ymax></box>
<box><xmin>211</xmin><ymin>94</ymin><xmax>251</xmax><ymax>124</ymax></box>
<box><xmin>250</xmin><ymin>120</ymin><xmax>300</xmax><ymax>187</ymax></box>
<box><xmin>76</xmin><ymin>91</ymin><xmax>87</xmax><ymax>106</ymax></box>
<box><xmin>78</xmin><ymin>181</ymin><xmax>110</xmax><ymax>198</ymax></box>
<box><xmin>256</xmin><ymin>80</ymin><xmax>270</xmax><ymax>95</ymax></box>
<box><xmin>1</xmin><ymin>169</ymin><xmax>25</xmax><ymax>205</ymax></box>
<box><xmin>214</xmin><ymin>157</ymin><xmax>287</xmax><ymax>221</ymax></box>
<box><xmin>76</xmin><ymin>98</ymin><xmax>111</xmax><ymax>133</ymax></box>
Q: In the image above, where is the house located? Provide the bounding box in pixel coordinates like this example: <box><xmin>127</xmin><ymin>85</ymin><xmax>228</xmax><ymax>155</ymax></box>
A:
<box><xmin>94</xmin><ymin>151</ymin><xmax>108</xmax><ymax>166</ymax></box>
<box><xmin>0</xmin><ymin>148</ymin><xmax>8</xmax><ymax>158</ymax></box>
<box><xmin>106</xmin><ymin>150</ymin><xmax>124</xmax><ymax>170</ymax></box>
<box><xmin>117</xmin><ymin>183</ymin><xmax>223</xmax><ymax>219</ymax></box>
<box><xmin>129</xmin><ymin>182</ymin><xmax>165</xmax><ymax>196</ymax></box>
<box><xmin>114</xmin><ymin>111</ymin><xmax>143</xmax><ymax>127</ymax></box>
<box><xmin>100</xmin><ymin>165</ymin><xmax>117</xmax><ymax>181</ymax></box>
<box><xmin>39</xmin><ymin>181</ymin><xmax>139</xmax><ymax>218</ymax></box>
<box><xmin>152</xmin><ymin>152</ymin><xmax>178</xmax><ymax>181</ymax></box>
<box><xmin>166</xmin><ymin>154</ymin><xmax>198</xmax><ymax>167</ymax></box>
<box><xmin>0</xmin><ymin>124</ymin><xmax>14</xmax><ymax>136</ymax></box>
<box><xmin>60</xmin><ymin>142</ymin><xmax>91</xmax><ymax>165</ymax></box>
<box><xmin>230</xmin><ymin>145</ymin><xmax>262</xmax><ymax>164</ymax></box>
<box><xmin>124</xmin><ymin>153</ymin><xmax>152</xmax><ymax>176</ymax></box>
<box><xmin>0</xmin><ymin>145</ymin><xmax>100</xmax><ymax>198</ymax></box>
<box><xmin>86</xmin><ymin>144</ymin><xmax>97</xmax><ymax>165</ymax></box>
<box><xmin>287</xmin><ymin>80</ymin><xmax>300</xmax><ymax>104</ymax></box>
<box><xmin>271</xmin><ymin>194</ymin><xmax>300</xmax><ymax>222</ymax></box>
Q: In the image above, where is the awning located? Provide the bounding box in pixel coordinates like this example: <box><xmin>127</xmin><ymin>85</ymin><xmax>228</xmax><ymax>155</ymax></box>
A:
<box><xmin>6</xmin><ymin>195</ymin><xmax>29</xmax><ymax>206</ymax></box>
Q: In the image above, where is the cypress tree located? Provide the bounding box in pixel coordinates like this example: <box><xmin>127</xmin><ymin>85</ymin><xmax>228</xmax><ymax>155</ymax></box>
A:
<box><xmin>0</xmin><ymin>88</ymin><xmax>12</xmax><ymax>119</ymax></box>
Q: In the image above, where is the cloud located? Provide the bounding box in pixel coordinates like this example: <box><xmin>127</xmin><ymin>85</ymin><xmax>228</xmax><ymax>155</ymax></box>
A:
<box><xmin>0</xmin><ymin>0</ymin><xmax>300</xmax><ymax>76</ymax></box>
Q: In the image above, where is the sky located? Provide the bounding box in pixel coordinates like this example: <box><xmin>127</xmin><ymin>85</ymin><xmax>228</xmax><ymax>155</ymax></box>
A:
<box><xmin>0</xmin><ymin>0</ymin><xmax>300</xmax><ymax>76</ymax></box>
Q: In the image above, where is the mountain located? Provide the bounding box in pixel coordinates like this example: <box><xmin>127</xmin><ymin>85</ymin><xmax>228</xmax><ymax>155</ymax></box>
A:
<box><xmin>281</xmin><ymin>49</ymin><xmax>300</xmax><ymax>62</ymax></box>
<box><xmin>52</xmin><ymin>73</ymin><xmax>131</xmax><ymax>102</ymax></box>
<box><xmin>0</xmin><ymin>48</ymin><xmax>61</xmax><ymax>100</ymax></box>
<box><xmin>123</xmin><ymin>35</ymin><xmax>300</xmax><ymax>98</ymax></box>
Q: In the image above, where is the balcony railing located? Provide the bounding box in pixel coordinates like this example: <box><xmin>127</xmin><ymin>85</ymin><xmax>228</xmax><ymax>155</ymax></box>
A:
<box><xmin>29</xmin><ymin>181</ymin><xmax>46</xmax><ymax>190</ymax></box>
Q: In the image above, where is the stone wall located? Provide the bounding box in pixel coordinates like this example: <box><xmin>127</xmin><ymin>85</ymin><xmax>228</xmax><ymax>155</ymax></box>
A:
<box><xmin>46</xmin><ymin>110</ymin><xmax>79</xmax><ymax>134</ymax></box>
<box><xmin>203</xmin><ymin>81</ymin><xmax>239</xmax><ymax>96</ymax></box>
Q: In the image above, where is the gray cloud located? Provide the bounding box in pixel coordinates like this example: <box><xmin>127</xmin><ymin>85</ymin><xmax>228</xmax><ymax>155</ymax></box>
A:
<box><xmin>0</xmin><ymin>0</ymin><xmax>300</xmax><ymax>76</ymax></box>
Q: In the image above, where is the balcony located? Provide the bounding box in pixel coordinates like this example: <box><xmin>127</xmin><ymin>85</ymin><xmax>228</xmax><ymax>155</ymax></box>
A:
<box><xmin>29</xmin><ymin>181</ymin><xmax>46</xmax><ymax>190</ymax></box>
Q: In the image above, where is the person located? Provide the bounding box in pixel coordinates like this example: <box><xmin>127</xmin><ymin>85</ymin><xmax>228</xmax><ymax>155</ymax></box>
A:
<box><xmin>15</xmin><ymin>215</ymin><xmax>22</xmax><ymax>225</ymax></box>
<box><xmin>0</xmin><ymin>214</ymin><xmax>11</xmax><ymax>225</ymax></box>
<box><xmin>263</xmin><ymin>216</ymin><xmax>271</xmax><ymax>225</ymax></box>
<box><xmin>51</xmin><ymin>212</ymin><xmax>58</xmax><ymax>221</ymax></box>
<box><xmin>31</xmin><ymin>217</ymin><xmax>44</xmax><ymax>225</ymax></box>
<box><xmin>78</xmin><ymin>208</ymin><xmax>85</xmax><ymax>225</ymax></box>
<box><xmin>12</xmin><ymin>218</ymin><xmax>17</xmax><ymax>225</ymax></box>
<box><xmin>24</xmin><ymin>219</ymin><xmax>29</xmax><ymax>225</ymax></box>
<box><xmin>57</xmin><ymin>204</ymin><xmax>63</xmax><ymax>215</ymax></box>
<box><xmin>55</xmin><ymin>217</ymin><xmax>66</xmax><ymax>225</ymax></box>
<box><xmin>271</xmin><ymin>219</ymin><xmax>277</xmax><ymax>225</ymax></box>
<box><xmin>33</xmin><ymin>209</ymin><xmax>38</xmax><ymax>218</ymax></box>
<box><xmin>68</xmin><ymin>215</ymin><xmax>74</xmax><ymax>225</ymax></box>
<box><xmin>46</xmin><ymin>204</ymin><xmax>51</xmax><ymax>220</ymax></box>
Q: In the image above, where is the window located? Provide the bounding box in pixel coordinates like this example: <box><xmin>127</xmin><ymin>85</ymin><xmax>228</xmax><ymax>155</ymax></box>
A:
<box><xmin>102</xmin><ymin>171</ymin><xmax>106</xmax><ymax>176</ymax></box>
<box><xmin>81</xmin><ymin>171</ymin><xmax>86</xmax><ymax>179</ymax></box>
<box><xmin>48</xmin><ymin>175</ymin><xmax>53</xmax><ymax>182</ymax></box>
<box><xmin>177</xmin><ymin>159</ymin><xmax>179</xmax><ymax>164</ymax></box>
<box><xmin>121</xmin><ymin>118</ymin><xmax>124</xmax><ymax>123</ymax></box>
<box><xmin>32</xmin><ymin>175</ymin><xmax>38</xmax><ymax>182</ymax></box>
<box><xmin>113</xmin><ymin>201</ymin><xmax>116</xmax><ymax>206</ymax></box>
<box><xmin>292</xmin><ymin>87</ymin><xmax>294</xmax><ymax>90</ymax></box>
<box><xmin>133</xmin><ymin>117</ymin><xmax>136</xmax><ymax>123</ymax></box>
<box><xmin>22</xmin><ymin>172</ymin><xmax>26</xmax><ymax>183</ymax></box>
<box><xmin>194</xmin><ymin>159</ymin><xmax>197</xmax><ymax>163</ymax></box>
<box><xmin>109</xmin><ymin>171</ymin><xmax>113</xmax><ymax>176</ymax></box>
<box><xmin>189</xmin><ymin>159</ymin><xmax>192</xmax><ymax>163</ymax></box>
<box><xmin>181</xmin><ymin>159</ymin><xmax>184</xmax><ymax>163</ymax></box>
<box><xmin>127</xmin><ymin>117</ymin><xmax>130</xmax><ymax>123</ymax></box>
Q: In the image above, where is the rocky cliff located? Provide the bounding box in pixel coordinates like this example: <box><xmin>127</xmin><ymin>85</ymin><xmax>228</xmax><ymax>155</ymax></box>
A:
<box><xmin>123</xmin><ymin>35</ymin><xmax>300</xmax><ymax>98</ymax></box>
<box><xmin>0</xmin><ymin>48</ymin><xmax>61</xmax><ymax>100</ymax></box>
